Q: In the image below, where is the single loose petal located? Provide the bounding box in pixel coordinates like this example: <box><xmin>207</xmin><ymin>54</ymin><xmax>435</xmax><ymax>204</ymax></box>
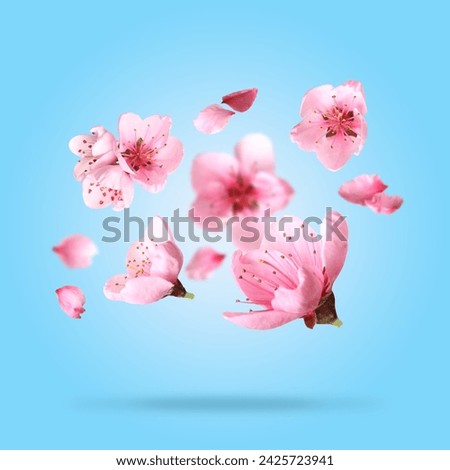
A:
<box><xmin>53</xmin><ymin>234</ymin><xmax>98</xmax><ymax>268</ymax></box>
<box><xmin>338</xmin><ymin>174</ymin><xmax>388</xmax><ymax>205</ymax></box>
<box><xmin>193</xmin><ymin>104</ymin><xmax>235</xmax><ymax>134</ymax></box>
<box><xmin>222</xmin><ymin>88</ymin><xmax>258</xmax><ymax>112</ymax></box>
<box><xmin>185</xmin><ymin>247</ymin><xmax>225</xmax><ymax>280</ymax></box>
<box><xmin>366</xmin><ymin>193</ymin><xmax>403</xmax><ymax>214</ymax></box>
<box><xmin>55</xmin><ymin>286</ymin><xmax>86</xmax><ymax>319</ymax></box>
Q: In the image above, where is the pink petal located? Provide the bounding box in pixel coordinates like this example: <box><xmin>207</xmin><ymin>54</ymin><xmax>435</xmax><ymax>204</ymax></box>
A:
<box><xmin>314</xmin><ymin>131</ymin><xmax>360</xmax><ymax>171</ymax></box>
<box><xmin>235</xmin><ymin>133</ymin><xmax>275</xmax><ymax>176</ymax></box>
<box><xmin>118</xmin><ymin>113</ymin><xmax>171</xmax><ymax>150</ymax></box>
<box><xmin>104</xmin><ymin>274</ymin><xmax>127</xmax><ymax>301</ymax></box>
<box><xmin>338</xmin><ymin>174</ymin><xmax>388</xmax><ymax>205</ymax></box>
<box><xmin>251</xmin><ymin>172</ymin><xmax>294</xmax><ymax>214</ymax></box>
<box><xmin>55</xmin><ymin>286</ymin><xmax>86</xmax><ymax>319</ymax></box>
<box><xmin>341</xmin><ymin>80</ymin><xmax>367</xmax><ymax>114</ymax></box>
<box><xmin>53</xmin><ymin>234</ymin><xmax>98</xmax><ymax>268</ymax></box>
<box><xmin>193</xmin><ymin>104</ymin><xmax>235</xmax><ymax>134</ymax></box>
<box><xmin>69</xmin><ymin>133</ymin><xmax>97</xmax><ymax>158</ymax></box>
<box><xmin>185</xmin><ymin>247</ymin><xmax>226</xmax><ymax>280</ymax></box>
<box><xmin>126</xmin><ymin>217</ymin><xmax>183</xmax><ymax>283</ymax></box>
<box><xmin>224</xmin><ymin>309</ymin><xmax>300</xmax><ymax>330</ymax></box>
<box><xmin>119</xmin><ymin>276</ymin><xmax>174</xmax><ymax>304</ymax></box>
<box><xmin>222</xmin><ymin>88</ymin><xmax>258</xmax><ymax>112</ymax></box>
<box><xmin>272</xmin><ymin>267</ymin><xmax>323</xmax><ymax>314</ymax></box>
<box><xmin>366</xmin><ymin>193</ymin><xmax>403</xmax><ymax>215</ymax></box>
<box><xmin>152</xmin><ymin>136</ymin><xmax>183</xmax><ymax>173</ymax></box>
<box><xmin>191</xmin><ymin>152</ymin><xmax>238</xmax><ymax>192</ymax></box>
<box><xmin>82</xmin><ymin>165</ymin><xmax>134</xmax><ymax>210</ymax></box>
<box><xmin>320</xmin><ymin>210</ymin><xmax>348</xmax><ymax>288</ymax></box>
<box><xmin>290</xmin><ymin>113</ymin><xmax>327</xmax><ymax>152</ymax></box>
<box><xmin>300</xmin><ymin>84</ymin><xmax>334</xmax><ymax>117</ymax></box>
<box><xmin>231</xmin><ymin>219</ymin><xmax>264</xmax><ymax>251</ymax></box>
<box><xmin>232</xmin><ymin>249</ymin><xmax>298</xmax><ymax>304</ymax></box>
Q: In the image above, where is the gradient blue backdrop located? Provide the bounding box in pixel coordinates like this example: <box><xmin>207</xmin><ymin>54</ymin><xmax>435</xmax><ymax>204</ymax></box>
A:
<box><xmin>1</xmin><ymin>1</ymin><xmax>449</xmax><ymax>450</ymax></box>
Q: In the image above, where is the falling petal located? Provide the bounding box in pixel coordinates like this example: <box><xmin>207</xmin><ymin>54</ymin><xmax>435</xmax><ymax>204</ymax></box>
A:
<box><xmin>222</xmin><ymin>88</ymin><xmax>258</xmax><ymax>112</ymax></box>
<box><xmin>53</xmin><ymin>234</ymin><xmax>98</xmax><ymax>269</ymax></box>
<box><xmin>193</xmin><ymin>104</ymin><xmax>235</xmax><ymax>134</ymax></box>
<box><xmin>55</xmin><ymin>286</ymin><xmax>86</xmax><ymax>319</ymax></box>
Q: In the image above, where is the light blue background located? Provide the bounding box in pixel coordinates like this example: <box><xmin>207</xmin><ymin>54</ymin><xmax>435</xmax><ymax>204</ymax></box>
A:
<box><xmin>1</xmin><ymin>1</ymin><xmax>448</xmax><ymax>450</ymax></box>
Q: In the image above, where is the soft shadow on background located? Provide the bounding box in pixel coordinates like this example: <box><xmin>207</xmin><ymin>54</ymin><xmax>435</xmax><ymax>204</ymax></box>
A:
<box><xmin>75</xmin><ymin>393</ymin><xmax>380</xmax><ymax>414</ymax></box>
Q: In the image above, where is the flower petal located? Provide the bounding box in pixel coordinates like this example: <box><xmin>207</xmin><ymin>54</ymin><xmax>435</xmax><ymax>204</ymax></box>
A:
<box><xmin>223</xmin><ymin>309</ymin><xmax>300</xmax><ymax>330</ymax></box>
<box><xmin>103</xmin><ymin>273</ymin><xmax>128</xmax><ymax>301</ymax></box>
<box><xmin>120</xmin><ymin>276</ymin><xmax>174</xmax><ymax>304</ymax></box>
<box><xmin>55</xmin><ymin>286</ymin><xmax>86</xmax><ymax>319</ymax></box>
<box><xmin>320</xmin><ymin>210</ymin><xmax>348</xmax><ymax>288</ymax></box>
<box><xmin>252</xmin><ymin>172</ymin><xmax>294</xmax><ymax>214</ymax></box>
<box><xmin>185</xmin><ymin>247</ymin><xmax>225</xmax><ymax>280</ymax></box>
<box><xmin>366</xmin><ymin>192</ymin><xmax>403</xmax><ymax>215</ymax></box>
<box><xmin>338</xmin><ymin>174</ymin><xmax>388</xmax><ymax>205</ymax></box>
<box><xmin>272</xmin><ymin>267</ymin><xmax>323</xmax><ymax>314</ymax></box>
<box><xmin>235</xmin><ymin>133</ymin><xmax>275</xmax><ymax>176</ymax></box>
<box><xmin>152</xmin><ymin>136</ymin><xmax>183</xmax><ymax>173</ymax></box>
<box><xmin>222</xmin><ymin>88</ymin><xmax>258</xmax><ymax>112</ymax></box>
<box><xmin>52</xmin><ymin>234</ymin><xmax>98</xmax><ymax>269</ymax></box>
<box><xmin>193</xmin><ymin>104</ymin><xmax>235</xmax><ymax>134</ymax></box>
<box><xmin>82</xmin><ymin>165</ymin><xmax>134</xmax><ymax>210</ymax></box>
<box><xmin>300</xmin><ymin>84</ymin><xmax>334</xmax><ymax>117</ymax></box>
<box><xmin>191</xmin><ymin>152</ymin><xmax>238</xmax><ymax>192</ymax></box>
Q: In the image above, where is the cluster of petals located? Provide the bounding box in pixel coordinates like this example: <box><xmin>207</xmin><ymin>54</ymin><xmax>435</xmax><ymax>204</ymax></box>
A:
<box><xmin>191</xmin><ymin>133</ymin><xmax>293</xmax><ymax>227</ymax></box>
<box><xmin>194</xmin><ymin>88</ymin><xmax>258</xmax><ymax>134</ymax></box>
<box><xmin>338</xmin><ymin>174</ymin><xmax>403</xmax><ymax>214</ymax></box>
<box><xmin>291</xmin><ymin>81</ymin><xmax>367</xmax><ymax>171</ymax></box>
<box><xmin>69</xmin><ymin>113</ymin><xmax>183</xmax><ymax>210</ymax></box>
<box><xmin>224</xmin><ymin>210</ymin><xmax>348</xmax><ymax>330</ymax></box>
<box><xmin>104</xmin><ymin>217</ymin><xmax>192</xmax><ymax>304</ymax></box>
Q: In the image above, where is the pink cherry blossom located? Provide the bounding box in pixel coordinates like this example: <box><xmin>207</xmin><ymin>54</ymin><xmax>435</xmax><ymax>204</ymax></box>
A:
<box><xmin>69</xmin><ymin>126</ymin><xmax>118</xmax><ymax>181</ymax></box>
<box><xmin>52</xmin><ymin>234</ymin><xmax>98</xmax><ymax>268</ymax></box>
<box><xmin>222</xmin><ymin>88</ymin><xmax>258</xmax><ymax>112</ymax></box>
<box><xmin>191</xmin><ymin>133</ymin><xmax>294</xmax><ymax>221</ymax></box>
<box><xmin>55</xmin><ymin>286</ymin><xmax>86</xmax><ymax>319</ymax></box>
<box><xmin>186</xmin><ymin>247</ymin><xmax>226</xmax><ymax>280</ymax></box>
<box><xmin>104</xmin><ymin>217</ymin><xmax>193</xmax><ymax>304</ymax></box>
<box><xmin>338</xmin><ymin>174</ymin><xmax>403</xmax><ymax>214</ymax></box>
<box><xmin>291</xmin><ymin>81</ymin><xmax>368</xmax><ymax>171</ymax></box>
<box><xmin>82</xmin><ymin>165</ymin><xmax>134</xmax><ymax>210</ymax></box>
<box><xmin>224</xmin><ymin>210</ymin><xmax>348</xmax><ymax>330</ymax></box>
<box><xmin>193</xmin><ymin>104</ymin><xmax>235</xmax><ymax>134</ymax></box>
<box><xmin>117</xmin><ymin>112</ymin><xmax>183</xmax><ymax>192</ymax></box>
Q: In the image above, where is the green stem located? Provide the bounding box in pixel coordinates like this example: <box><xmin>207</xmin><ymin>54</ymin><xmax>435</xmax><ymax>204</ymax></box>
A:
<box><xmin>184</xmin><ymin>292</ymin><xmax>195</xmax><ymax>300</ymax></box>
<box><xmin>332</xmin><ymin>319</ymin><xmax>343</xmax><ymax>328</ymax></box>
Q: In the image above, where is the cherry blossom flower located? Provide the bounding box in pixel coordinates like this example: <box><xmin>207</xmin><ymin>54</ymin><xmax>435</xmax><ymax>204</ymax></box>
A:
<box><xmin>186</xmin><ymin>247</ymin><xmax>226</xmax><ymax>280</ymax></box>
<box><xmin>104</xmin><ymin>217</ymin><xmax>193</xmax><ymax>304</ymax></box>
<box><xmin>191</xmin><ymin>133</ymin><xmax>294</xmax><ymax>222</ymax></box>
<box><xmin>82</xmin><ymin>165</ymin><xmax>134</xmax><ymax>210</ymax></box>
<box><xmin>117</xmin><ymin>112</ymin><xmax>183</xmax><ymax>192</ymax></box>
<box><xmin>338</xmin><ymin>174</ymin><xmax>403</xmax><ymax>214</ymax></box>
<box><xmin>52</xmin><ymin>234</ymin><xmax>98</xmax><ymax>268</ymax></box>
<box><xmin>69</xmin><ymin>126</ymin><xmax>118</xmax><ymax>181</ymax></box>
<box><xmin>222</xmin><ymin>88</ymin><xmax>258</xmax><ymax>112</ymax></box>
<box><xmin>290</xmin><ymin>80</ymin><xmax>368</xmax><ymax>171</ymax></box>
<box><xmin>224</xmin><ymin>210</ymin><xmax>348</xmax><ymax>330</ymax></box>
<box><xmin>55</xmin><ymin>286</ymin><xmax>86</xmax><ymax>319</ymax></box>
<box><xmin>193</xmin><ymin>104</ymin><xmax>235</xmax><ymax>134</ymax></box>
